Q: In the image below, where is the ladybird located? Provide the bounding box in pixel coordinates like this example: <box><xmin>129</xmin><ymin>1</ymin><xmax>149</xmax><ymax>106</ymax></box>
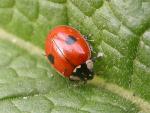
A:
<box><xmin>45</xmin><ymin>25</ymin><xmax>96</xmax><ymax>81</ymax></box>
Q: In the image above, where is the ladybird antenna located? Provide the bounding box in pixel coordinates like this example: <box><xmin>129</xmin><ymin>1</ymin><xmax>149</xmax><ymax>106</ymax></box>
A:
<box><xmin>92</xmin><ymin>52</ymin><xmax>104</xmax><ymax>62</ymax></box>
<box><xmin>97</xmin><ymin>52</ymin><xmax>104</xmax><ymax>58</ymax></box>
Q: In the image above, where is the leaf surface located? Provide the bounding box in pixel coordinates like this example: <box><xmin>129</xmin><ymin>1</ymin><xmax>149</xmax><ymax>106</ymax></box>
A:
<box><xmin>0</xmin><ymin>0</ymin><xmax>150</xmax><ymax>112</ymax></box>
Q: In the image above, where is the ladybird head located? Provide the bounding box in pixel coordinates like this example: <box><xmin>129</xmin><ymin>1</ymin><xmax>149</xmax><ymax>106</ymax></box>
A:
<box><xmin>86</xmin><ymin>59</ymin><xmax>93</xmax><ymax>71</ymax></box>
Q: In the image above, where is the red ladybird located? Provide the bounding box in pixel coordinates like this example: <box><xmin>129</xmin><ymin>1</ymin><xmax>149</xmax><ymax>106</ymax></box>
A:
<box><xmin>45</xmin><ymin>25</ymin><xmax>95</xmax><ymax>81</ymax></box>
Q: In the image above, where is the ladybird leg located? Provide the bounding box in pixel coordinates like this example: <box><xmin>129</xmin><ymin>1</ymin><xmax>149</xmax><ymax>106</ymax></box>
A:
<box><xmin>83</xmin><ymin>35</ymin><xmax>95</xmax><ymax>42</ymax></box>
<box><xmin>89</xmin><ymin>45</ymin><xmax>94</xmax><ymax>52</ymax></box>
<box><xmin>83</xmin><ymin>78</ymin><xmax>87</xmax><ymax>84</ymax></box>
<box><xmin>83</xmin><ymin>35</ymin><xmax>88</xmax><ymax>40</ymax></box>
<box><xmin>83</xmin><ymin>35</ymin><xmax>96</xmax><ymax>53</ymax></box>
<box><xmin>69</xmin><ymin>75</ymin><xmax>81</xmax><ymax>81</ymax></box>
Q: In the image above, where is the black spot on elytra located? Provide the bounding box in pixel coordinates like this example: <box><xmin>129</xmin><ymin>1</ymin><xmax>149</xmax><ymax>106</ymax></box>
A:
<box><xmin>48</xmin><ymin>54</ymin><xmax>54</xmax><ymax>64</ymax></box>
<box><xmin>66</xmin><ymin>35</ymin><xmax>77</xmax><ymax>45</ymax></box>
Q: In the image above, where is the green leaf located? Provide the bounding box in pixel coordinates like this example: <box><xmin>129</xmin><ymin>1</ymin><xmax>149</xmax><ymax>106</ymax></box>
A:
<box><xmin>0</xmin><ymin>0</ymin><xmax>150</xmax><ymax>112</ymax></box>
<box><xmin>0</xmin><ymin>38</ymin><xmax>140</xmax><ymax>113</ymax></box>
